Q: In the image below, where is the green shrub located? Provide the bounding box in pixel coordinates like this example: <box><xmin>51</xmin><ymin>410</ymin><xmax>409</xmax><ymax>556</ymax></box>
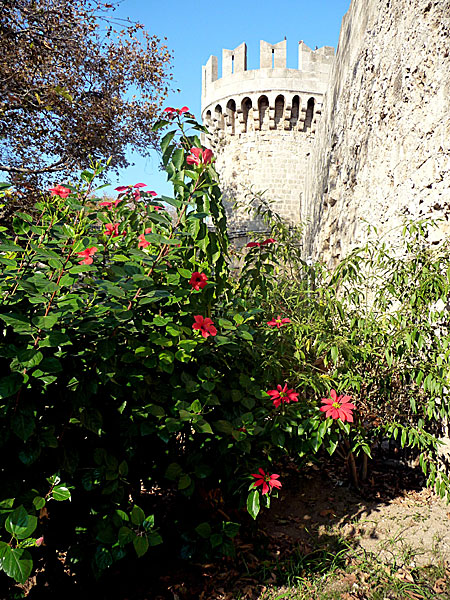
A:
<box><xmin>1</xmin><ymin>109</ymin><xmax>449</xmax><ymax>590</ymax></box>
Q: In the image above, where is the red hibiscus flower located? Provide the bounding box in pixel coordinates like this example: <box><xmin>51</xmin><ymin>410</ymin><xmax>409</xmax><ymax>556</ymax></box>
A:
<box><xmin>192</xmin><ymin>315</ymin><xmax>217</xmax><ymax>339</ymax></box>
<box><xmin>320</xmin><ymin>389</ymin><xmax>355</xmax><ymax>422</ymax></box>
<box><xmin>76</xmin><ymin>246</ymin><xmax>98</xmax><ymax>265</ymax></box>
<box><xmin>251</xmin><ymin>468</ymin><xmax>282</xmax><ymax>495</ymax></box>
<box><xmin>246</xmin><ymin>241</ymin><xmax>260</xmax><ymax>248</ymax></box>
<box><xmin>49</xmin><ymin>184</ymin><xmax>71</xmax><ymax>198</ymax></box>
<box><xmin>186</xmin><ymin>147</ymin><xmax>213</xmax><ymax>166</ymax></box>
<box><xmin>138</xmin><ymin>228</ymin><xmax>152</xmax><ymax>249</ymax></box>
<box><xmin>267</xmin><ymin>315</ymin><xmax>291</xmax><ymax>328</ymax></box>
<box><xmin>267</xmin><ymin>384</ymin><xmax>299</xmax><ymax>408</ymax></box>
<box><xmin>104</xmin><ymin>223</ymin><xmax>122</xmax><ymax>237</ymax></box>
<box><xmin>189</xmin><ymin>271</ymin><xmax>208</xmax><ymax>291</ymax></box>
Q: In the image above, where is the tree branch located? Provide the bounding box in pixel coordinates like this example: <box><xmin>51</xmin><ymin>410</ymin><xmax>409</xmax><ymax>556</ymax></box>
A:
<box><xmin>0</xmin><ymin>159</ymin><xmax>70</xmax><ymax>175</ymax></box>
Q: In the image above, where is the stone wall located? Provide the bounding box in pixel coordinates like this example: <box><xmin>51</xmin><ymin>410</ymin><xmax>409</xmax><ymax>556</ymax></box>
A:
<box><xmin>213</xmin><ymin>129</ymin><xmax>314</xmax><ymax>232</ymax></box>
<box><xmin>304</xmin><ymin>0</ymin><xmax>450</xmax><ymax>264</ymax></box>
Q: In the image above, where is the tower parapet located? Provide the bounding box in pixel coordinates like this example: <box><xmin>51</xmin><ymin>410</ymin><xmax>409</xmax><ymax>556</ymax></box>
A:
<box><xmin>201</xmin><ymin>40</ymin><xmax>334</xmax><ymax>234</ymax></box>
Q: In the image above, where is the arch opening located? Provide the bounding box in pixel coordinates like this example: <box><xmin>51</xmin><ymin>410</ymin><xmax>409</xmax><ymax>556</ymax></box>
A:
<box><xmin>291</xmin><ymin>95</ymin><xmax>300</xmax><ymax>129</ymax></box>
<box><xmin>226</xmin><ymin>99</ymin><xmax>236</xmax><ymax>135</ymax></box>
<box><xmin>304</xmin><ymin>97</ymin><xmax>315</xmax><ymax>131</ymax></box>
<box><xmin>274</xmin><ymin>95</ymin><xmax>284</xmax><ymax>129</ymax></box>
<box><xmin>241</xmin><ymin>97</ymin><xmax>252</xmax><ymax>133</ymax></box>
<box><xmin>258</xmin><ymin>95</ymin><xmax>269</xmax><ymax>130</ymax></box>
<box><xmin>214</xmin><ymin>104</ymin><xmax>224</xmax><ymax>130</ymax></box>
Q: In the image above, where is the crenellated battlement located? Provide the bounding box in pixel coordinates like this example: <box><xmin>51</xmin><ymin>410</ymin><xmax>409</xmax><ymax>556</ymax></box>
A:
<box><xmin>201</xmin><ymin>40</ymin><xmax>334</xmax><ymax>139</ymax></box>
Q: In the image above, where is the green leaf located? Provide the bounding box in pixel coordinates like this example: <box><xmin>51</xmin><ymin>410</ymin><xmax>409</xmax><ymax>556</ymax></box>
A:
<box><xmin>5</xmin><ymin>506</ymin><xmax>37</xmax><ymax>540</ymax></box>
<box><xmin>51</xmin><ymin>485</ymin><xmax>71</xmax><ymax>502</ymax></box>
<box><xmin>32</xmin><ymin>497</ymin><xmax>46</xmax><ymax>510</ymax></box>
<box><xmin>32</xmin><ymin>314</ymin><xmax>58</xmax><ymax>330</ymax></box>
<box><xmin>178</xmin><ymin>474</ymin><xmax>192</xmax><ymax>490</ymax></box>
<box><xmin>171</xmin><ymin>148</ymin><xmax>184</xmax><ymax>170</ymax></box>
<box><xmin>142</xmin><ymin>515</ymin><xmax>155</xmax><ymax>531</ymax></box>
<box><xmin>11</xmin><ymin>410</ymin><xmax>35</xmax><ymax>441</ymax></box>
<box><xmin>214</xmin><ymin>420</ymin><xmax>233</xmax><ymax>435</ymax></box>
<box><xmin>148</xmin><ymin>532</ymin><xmax>163</xmax><ymax>546</ymax></box>
<box><xmin>0</xmin><ymin>544</ymin><xmax>33</xmax><ymax>584</ymax></box>
<box><xmin>96</xmin><ymin>339</ymin><xmax>116</xmax><ymax>359</ymax></box>
<box><xmin>223</xmin><ymin>522</ymin><xmax>240</xmax><ymax>538</ymax></box>
<box><xmin>0</xmin><ymin>373</ymin><xmax>23</xmax><ymax>399</ymax></box>
<box><xmin>401</xmin><ymin>428</ymin><xmax>407</xmax><ymax>448</ymax></box>
<box><xmin>130</xmin><ymin>505</ymin><xmax>145</xmax><ymax>526</ymax></box>
<box><xmin>0</xmin><ymin>313</ymin><xmax>32</xmax><ymax>332</ymax></box>
<box><xmin>16</xmin><ymin>349</ymin><xmax>43</xmax><ymax>369</ymax></box>
<box><xmin>178</xmin><ymin>268</ymin><xmax>192</xmax><ymax>278</ymax></box>
<box><xmin>133</xmin><ymin>535</ymin><xmax>149</xmax><ymax>558</ymax></box>
<box><xmin>247</xmin><ymin>489</ymin><xmax>260</xmax><ymax>520</ymax></box>
<box><xmin>38</xmin><ymin>357</ymin><xmax>62</xmax><ymax>373</ymax></box>
<box><xmin>210</xmin><ymin>533</ymin><xmax>223</xmax><ymax>548</ymax></box>
<box><xmin>0</xmin><ymin>242</ymin><xmax>24</xmax><ymax>252</ymax></box>
<box><xmin>118</xmin><ymin>526</ymin><xmax>135</xmax><ymax>546</ymax></box>
<box><xmin>165</xmin><ymin>462</ymin><xmax>183</xmax><ymax>481</ymax></box>
<box><xmin>79</xmin><ymin>408</ymin><xmax>102</xmax><ymax>434</ymax></box>
<box><xmin>195</xmin><ymin>522</ymin><xmax>211</xmax><ymax>539</ymax></box>
<box><xmin>196</xmin><ymin>419</ymin><xmax>213</xmax><ymax>434</ymax></box>
<box><xmin>151</xmin><ymin>119</ymin><xmax>169</xmax><ymax>132</ymax></box>
<box><xmin>160</xmin><ymin>131</ymin><xmax>175</xmax><ymax>155</ymax></box>
<box><xmin>93</xmin><ymin>545</ymin><xmax>113</xmax><ymax>572</ymax></box>
<box><xmin>331</xmin><ymin>346</ymin><xmax>338</xmax><ymax>363</ymax></box>
<box><xmin>118</xmin><ymin>460</ymin><xmax>128</xmax><ymax>476</ymax></box>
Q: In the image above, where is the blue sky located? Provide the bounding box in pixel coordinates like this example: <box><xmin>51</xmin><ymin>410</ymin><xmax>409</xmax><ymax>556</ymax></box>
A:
<box><xmin>106</xmin><ymin>0</ymin><xmax>351</xmax><ymax>197</ymax></box>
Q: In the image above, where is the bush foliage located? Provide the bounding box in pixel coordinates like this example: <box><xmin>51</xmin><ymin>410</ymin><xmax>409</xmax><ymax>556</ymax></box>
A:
<box><xmin>0</xmin><ymin>110</ymin><xmax>450</xmax><ymax>588</ymax></box>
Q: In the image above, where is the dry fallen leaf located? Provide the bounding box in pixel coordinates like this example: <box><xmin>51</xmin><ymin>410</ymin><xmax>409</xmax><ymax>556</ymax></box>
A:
<box><xmin>320</xmin><ymin>508</ymin><xmax>336</xmax><ymax>517</ymax></box>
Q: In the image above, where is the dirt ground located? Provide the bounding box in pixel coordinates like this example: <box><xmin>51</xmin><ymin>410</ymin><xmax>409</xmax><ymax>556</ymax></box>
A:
<box><xmin>262</xmin><ymin>460</ymin><xmax>450</xmax><ymax>568</ymax></box>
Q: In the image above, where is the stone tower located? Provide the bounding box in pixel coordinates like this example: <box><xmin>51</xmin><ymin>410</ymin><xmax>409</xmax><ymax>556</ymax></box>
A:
<box><xmin>201</xmin><ymin>39</ymin><xmax>334</xmax><ymax>237</ymax></box>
